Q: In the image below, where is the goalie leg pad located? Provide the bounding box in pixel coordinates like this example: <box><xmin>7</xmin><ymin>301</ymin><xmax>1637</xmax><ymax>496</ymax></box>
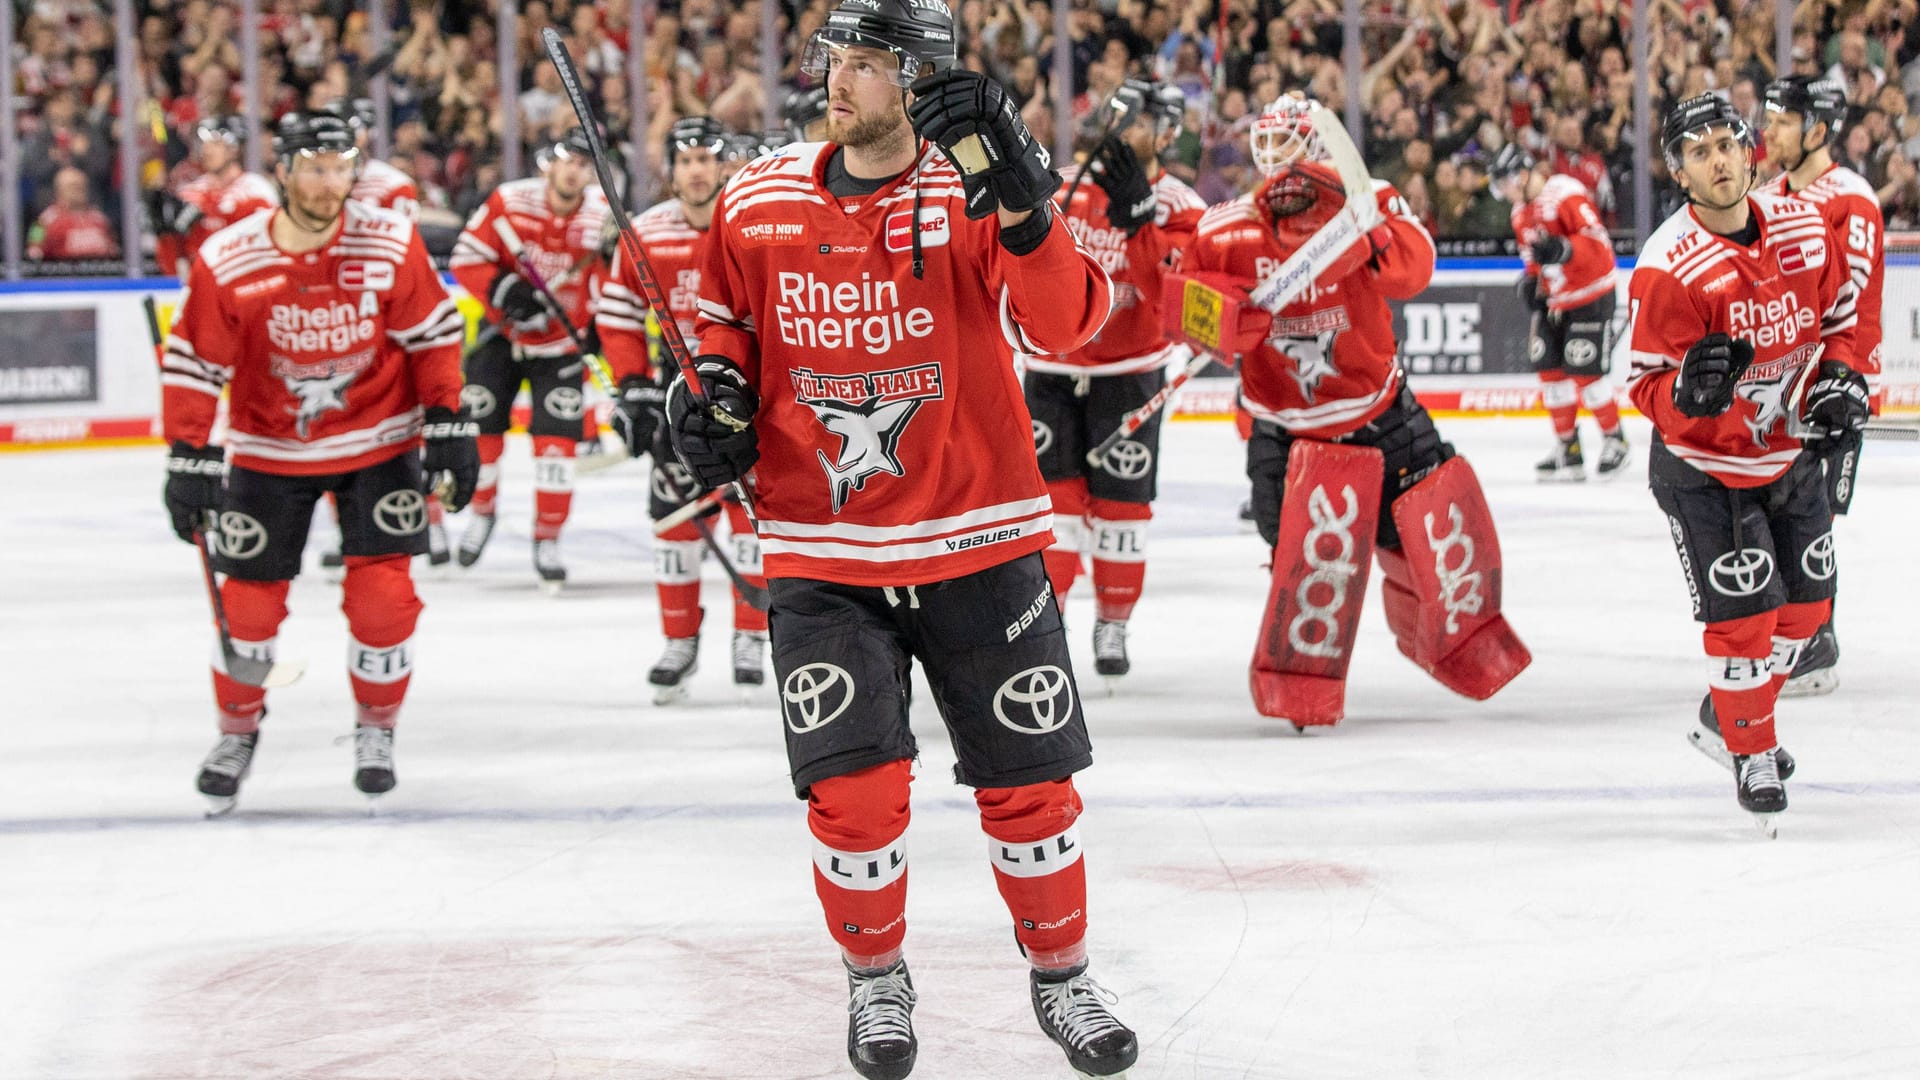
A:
<box><xmin>1249</xmin><ymin>441</ymin><xmax>1383</xmax><ymax>726</ymax></box>
<box><xmin>1384</xmin><ymin>456</ymin><xmax>1531</xmax><ymax>699</ymax></box>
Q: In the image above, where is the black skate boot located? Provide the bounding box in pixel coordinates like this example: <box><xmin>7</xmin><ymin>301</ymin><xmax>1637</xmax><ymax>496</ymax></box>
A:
<box><xmin>197</xmin><ymin>730</ymin><xmax>259</xmax><ymax>816</ymax></box>
<box><xmin>534</xmin><ymin>538</ymin><xmax>567</xmax><ymax>595</ymax></box>
<box><xmin>1735</xmin><ymin>749</ymin><xmax>1787</xmax><ymax>836</ymax></box>
<box><xmin>1689</xmin><ymin>694</ymin><xmax>1794</xmax><ymax>779</ymax></box>
<box><xmin>1535</xmin><ymin>434</ymin><xmax>1585</xmax><ymax>482</ymax></box>
<box><xmin>1031</xmin><ymin>963</ymin><xmax>1139</xmax><ymax>1078</ymax></box>
<box><xmin>351</xmin><ymin>725</ymin><xmax>396</xmax><ymax>796</ymax></box>
<box><xmin>649</xmin><ymin>636</ymin><xmax>700</xmax><ymax>704</ymax></box>
<box><xmin>731</xmin><ymin>629</ymin><xmax>766</xmax><ymax>687</ymax></box>
<box><xmin>426</xmin><ymin>518</ymin><xmax>451</xmax><ymax>567</ymax></box>
<box><xmin>1092</xmin><ymin>620</ymin><xmax>1130</xmax><ymax>678</ymax></box>
<box><xmin>1595</xmin><ymin>431</ymin><xmax>1631</xmax><ymax>479</ymax></box>
<box><xmin>846</xmin><ymin>960</ymin><xmax>917</xmax><ymax>1080</ymax></box>
<box><xmin>1781</xmin><ymin>622</ymin><xmax>1839</xmax><ymax>698</ymax></box>
<box><xmin>456</xmin><ymin>512</ymin><xmax>496</xmax><ymax>568</ymax></box>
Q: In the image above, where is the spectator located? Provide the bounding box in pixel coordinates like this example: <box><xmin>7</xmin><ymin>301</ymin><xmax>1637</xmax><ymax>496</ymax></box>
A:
<box><xmin>21</xmin><ymin>88</ymin><xmax>115</xmax><ymax>217</ymax></box>
<box><xmin>27</xmin><ymin>167</ymin><xmax>120</xmax><ymax>263</ymax></box>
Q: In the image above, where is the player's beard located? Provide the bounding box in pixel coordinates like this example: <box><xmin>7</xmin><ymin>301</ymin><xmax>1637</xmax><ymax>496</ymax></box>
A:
<box><xmin>829</xmin><ymin>101</ymin><xmax>912</xmax><ymax>161</ymax></box>
<box><xmin>289</xmin><ymin>192</ymin><xmax>346</xmax><ymax>231</ymax></box>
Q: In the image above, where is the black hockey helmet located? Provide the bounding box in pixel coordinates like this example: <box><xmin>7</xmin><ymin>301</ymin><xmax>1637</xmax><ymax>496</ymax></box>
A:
<box><xmin>195</xmin><ymin>114</ymin><xmax>250</xmax><ymax>146</ymax></box>
<box><xmin>1488</xmin><ymin>141</ymin><xmax>1535</xmax><ymax>182</ymax></box>
<box><xmin>552</xmin><ymin>125</ymin><xmax>596</xmax><ymax>161</ymax></box>
<box><xmin>784</xmin><ymin>86</ymin><xmax>830</xmax><ymax>141</ymax></box>
<box><xmin>272</xmin><ymin>111</ymin><xmax>357</xmax><ymax>162</ymax></box>
<box><xmin>1104</xmin><ymin>78</ymin><xmax>1185</xmax><ymax>138</ymax></box>
<box><xmin>1661</xmin><ymin>93</ymin><xmax>1754</xmax><ymax>172</ymax></box>
<box><xmin>799</xmin><ymin>0</ymin><xmax>957</xmax><ymax>88</ymax></box>
<box><xmin>1763</xmin><ymin>75</ymin><xmax>1847</xmax><ymax>144</ymax></box>
<box><xmin>666</xmin><ymin>116</ymin><xmax>729</xmax><ymax>165</ymax></box>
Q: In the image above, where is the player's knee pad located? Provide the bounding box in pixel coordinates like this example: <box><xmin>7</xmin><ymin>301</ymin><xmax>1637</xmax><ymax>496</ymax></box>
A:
<box><xmin>654</xmin><ymin>538</ymin><xmax>704</xmax><ymax>585</ymax></box>
<box><xmin>1577</xmin><ymin>376</ymin><xmax>1615</xmax><ymax>410</ymax></box>
<box><xmin>1774</xmin><ymin>599</ymin><xmax>1829</xmax><ymax>643</ymax></box>
<box><xmin>809</xmin><ymin>759</ymin><xmax>913</xmax><ymax>959</ymax></box>
<box><xmin>530</xmin><ymin>435</ymin><xmax>577</xmax><ymax>493</ymax></box>
<box><xmin>978</xmin><ymin>777</ymin><xmax>1087</xmax><ymax>961</ymax></box>
<box><xmin>1382</xmin><ymin>456</ymin><xmax>1531</xmax><ymax>700</ymax></box>
<box><xmin>1250</xmin><ymin>441</ymin><xmax>1382</xmax><ymax>726</ymax></box>
<box><xmin>341</xmin><ymin>555</ymin><xmax>419</xmax><ymax>704</ymax></box>
<box><xmin>1539</xmin><ymin>375</ymin><xmax>1578</xmax><ymax>409</ymax></box>
<box><xmin>211</xmin><ymin>579</ymin><xmax>291</xmax><ymax>713</ymax></box>
<box><xmin>1703</xmin><ymin>614</ymin><xmax>1778</xmax><ymax>750</ymax></box>
<box><xmin>1088</xmin><ymin>497</ymin><xmax>1150</xmax><ymax>564</ymax></box>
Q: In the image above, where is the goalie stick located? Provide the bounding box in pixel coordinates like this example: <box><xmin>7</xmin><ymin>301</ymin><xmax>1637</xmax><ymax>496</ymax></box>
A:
<box><xmin>144</xmin><ymin>297</ymin><xmax>307</xmax><ymax>690</ymax></box>
<box><xmin>1246</xmin><ymin>102</ymin><xmax>1382</xmax><ymax>314</ymax></box>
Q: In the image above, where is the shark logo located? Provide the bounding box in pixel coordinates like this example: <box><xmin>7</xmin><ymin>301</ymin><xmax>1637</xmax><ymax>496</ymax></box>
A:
<box><xmin>284</xmin><ymin>369</ymin><xmax>358</xmax><ymax>438</ymax></box>
<box><xmin>792</xmin><ymin>363</ymin><xmax>945</xmax><ymax>513</ymax></box>
<box><xmin>1735</xmin><ymin>371</ymin><xmax>1789</xmax><ymax>450</ymax></box>
<box><xmin>1279</xmin><ymin>328</ymin><xmax>1342</xmax><ymax>404</ymax></box>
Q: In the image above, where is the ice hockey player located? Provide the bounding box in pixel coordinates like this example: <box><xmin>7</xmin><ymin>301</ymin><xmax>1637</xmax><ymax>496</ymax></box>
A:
<box><xmin>1625</xmin><ymin>94</ymin><xmax>1867</xmax><ymax>834</ymax></box>
<box><xmin>1490</xmin><ymin>143</ymin><xmax>1630</xmax><ymax>481</ymax></box>
<box><xmin>159</xmin><ymin>111</ymin><xmax>475</xmax><ymax>811</ymax></box>
<box><xmin>1760</xmin><ymin>75</ymin><xmax>1884</xmax><ymax>698</ymax></box>
<box><xmin>784</xmin><ymin>85</ymin><xmax>830</xmax><ymax>143</ymax></box>
<box><xmin>1026</xmin><ymin>76</ymin><xmax>1203</xmax><ymax>681</ymax></box>
<box><xmin>1171</xmin><ymin>95</ymin><xmax>1531</xmax><ymax>731</ymax></box>
<box><xmin>597</xmin><ymin>116</ymin><xmax>769</xmax><ymax>700</ymax></box>
<box><xmin>448</xmin><ymin>126</ymin><xmax>611</xmax><ymax>590</ymax></box>
<box><xmin>664</xmin><ymin>0</ymin><xmax>1137</xmax><ymax>1075</ymax></box>
<box><xmin>150</xmin><ymin>115</ymin><xmax>279</xmax><ymax>279</ymax></box>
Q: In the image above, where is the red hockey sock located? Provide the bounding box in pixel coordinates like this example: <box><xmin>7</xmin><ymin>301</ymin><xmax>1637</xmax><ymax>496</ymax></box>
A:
<box><xmin>977</xmin><ymin>777</ymin><xmax>1087</xmax><ymax>964</ymax></box>
<box><xmin>530</xmin><ymin>435</ymin><xmax>576</xmax><ymax>540</ymax></box>
<box><xmin>1044</xmin><ymin>479</ymin><xmax>1089</xmax><ymax>608</ymax></box>
<box><xmin>726</xmin><ymin>502</ymin><xmax>768</xmax><ymax>633</ymax></box>
<box><xmin>1575</xmin><ymin>375</ymin><xmax>1622</xmax><ymax>435</ymax></box>
<box><xmin>1770</xmin><ymin>599</ymin><xmax>1832</xmax><ymax>692</ymax></box>
<box><xmin>1539</xmin><ymin>372</ymin><xmax>1578</xmax><ymax>439</ymax></box>
<box><xmin>1088</xmin><ymin>498</ymin><xmax>1150</xmax><ymax>622</ymax></box>
<box><xmin>1704</xmin><ymin>613</ymin><xmax>1778</xmax><ymax>756</ymax></box>
<box><xmin>471</xmin><ymin>434</ymin><xmax>505</xmax><ymax>517</ymax></box>
<box><xmin>342</xmin><ymin>555</ymin><xmax>422</xmax><ymax>727</ymax></box>
<box><xmin>809</xmin><ymin>760</ymin><xmax>913</xmax><ymax>965</ymax></box>
<box><xmin>210</xmin><ymin>578</ymin><xmax>291</xmax><ymax>733</ymax></box>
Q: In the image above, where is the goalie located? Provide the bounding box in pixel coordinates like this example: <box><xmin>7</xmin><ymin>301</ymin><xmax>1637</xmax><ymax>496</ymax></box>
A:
<box><xmin>1172</xmin><ymin>97</ymin><xmax>1531</xmax><ymax>728</ymax></box>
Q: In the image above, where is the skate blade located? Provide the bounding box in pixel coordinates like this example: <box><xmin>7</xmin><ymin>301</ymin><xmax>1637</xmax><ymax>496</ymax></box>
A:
<box><xmin>653</xmin><ymin>683</ymin><xmax>692</xmax><ymax>706</ymax></box>
<box><xmin>539</xmin><ymin>580</ymin><xmax>566</xmax><ymax>597</ymax></box>
<box><xmin>1780</xmin><ymin>669</ymin><xmax>1839</xmax><ymax>698</ymax></box>
<box><xmin>1687</xmin><ymin>729</ymin><xmax>1735</xmax><ymax>773</ymax></box>
<box><xmin>1073</xmin><ymin>1068</ymin><xmax>1130</xmax><ymax>1080</ymax></box>
<box><xmin>1750</xmin><ymin>811</ymin><xmax>1780</xmax><ymax>839</ymax></box>
<box><xmin>202</xmin><ymin>795</ymin><xmax>238</xmax><ymax>818</ymax></box>
<box><xmin>1534</xmin><ymin>471</ymin><xmax>1587</xmax><ymax>484</ymax></box>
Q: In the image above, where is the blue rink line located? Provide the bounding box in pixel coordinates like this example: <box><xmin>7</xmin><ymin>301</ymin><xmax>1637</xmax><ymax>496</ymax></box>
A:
<box><xmin>6</xmin><ymin>780</ymin><xmax>1919</xmax><ymax>836</ymax></box>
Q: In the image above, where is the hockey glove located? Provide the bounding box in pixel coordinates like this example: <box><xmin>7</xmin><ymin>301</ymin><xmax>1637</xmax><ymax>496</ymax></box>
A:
<box><xmin>1671</xmin><ymin>333</ymin><xmax>1756</xmax><ymax>419</ymax></box>
<box><xmin>611</xmin><ymin>373</ymin><xmax>668</xmax><ymax>458</ymax></box>
<box><xmin>1528</xmin><ymin>234</ymin><xmax>1572</xmax><ymax>265</ymax></box>
<box><xmin>145</xmin><ymin>188</ymin><xmax>201</xmax><ymax>236</ymax></box>
<box><xmin>1091</xmin><ymin>139</ymin><xmax>1155</xmax><ymax>236</ymax></box>
<box><xmin>908</xmin><ymin>69</ymin><xmax>1060</xmax><ymax>220</ymax></box>
<box><xmin>490</xmin><ymin>271</ymin><xmax>551</xmax><ymax>333</ymax></box>
<box><xmin>421</xmin><ymin>405</ymin><xmax>481</xmax><ymax>511</ymax></box>
<box><xmin>1256</xmin><ymin>160</ymin><xmax>1346</xmax><ymax>237</ymax></box>
<box><xmin>1516</xmin><ymin>274</ymin><xmax>1549</xmax><ymax>313</ymax></box>
<box><xmin>1798</xmin><ymin>361</ymin><xmax>1871</xmax><ymax>439</ymax></box>
<box><xmin>668</xmin><ymin>356</ymin><xmax>760</xmax><ymax>489</ymax></box>
<box><xmin>164</xmin><ymin>441</ymin><xmax>226</xmax><ymax>543</ymax></box>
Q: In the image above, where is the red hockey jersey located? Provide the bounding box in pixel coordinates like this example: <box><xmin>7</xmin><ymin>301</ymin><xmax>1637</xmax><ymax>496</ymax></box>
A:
<box><xmin>1626</xmin><ymin>193</ymin><xmax>1859</xmax><ymax>488</ymax></box>
<box><xmin>1763</xmin><ymin>163</ymin><xmax>1883</xmax><ymax>379</ymax></box>
<box><xmin>1512</xmin><ymin>173</ymin><xmax>1616</xmax><ymax>310</ymax></box>
<box><xmin>449</xmin><ymin>177</ymin><xmax>610</xmax><ymax>358</ymax></box>
<box><xmin>1189</xmin><ymin>182</ymin><xmax>1436</xmax><ymax>439</ymax></box>
<box><xmin>157</xmin><ymin>170</ymin><xmax>279</xmax><ymax>277</ymax></box>
<box><xmin>162</xmin><ymin>201</ymin><xmax>467</xmax><ymax>475</ymax></box>
<box><xmin>351</xmin><ymin>158</ymin><xmax>421</xmax><ymax>221</ymax></box>
<box><xmin>1026</xmin><ymin>164</ymin><xmax>1206</xmax><ymax>376</ymax></box>
<box><xmin>597</xmin><ymin>198</ymin><xmax>708</xmax><ymax>383</ymax></box>
<box><xmin>695</xmin><ymin>141</ymin><xmax>1113</xmax><ymax>586</ymax></box>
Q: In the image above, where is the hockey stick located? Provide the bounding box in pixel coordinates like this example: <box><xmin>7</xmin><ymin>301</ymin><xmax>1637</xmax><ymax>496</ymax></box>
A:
<box><xmin>1058</xmin><ymin>96</ymin><xmax>1135</xmax><ymax>212</ymax></box>
<box><xmin>1084</xmin><ymin>347</ymin><xmax>1209</xmax><ymax>468</ymax></box>
<box><xmin>1247</xmin><ymin>103</ymin><xmax>1382</xmax><ymax>313</ymax></box>
<box><xmin>652</xmin><ymin>485</ymin><xmax>729</xmax><ymax>535</ymax></box>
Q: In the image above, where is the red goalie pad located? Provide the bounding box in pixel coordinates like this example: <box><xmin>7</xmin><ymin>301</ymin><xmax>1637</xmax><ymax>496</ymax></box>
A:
<box><xmin>1379</xmin><ymin>457</ymin><xmax>1531</xmax><ymax>700</ymax></box>
<box><xmin>1250</xmin><ymin>441</ymin><xmax>1383</xmax><ymax>726</ymax></box>
<box><xmin>1160</xmin><ymin>271</ymin><xmax>1274</xmax><ymax>358</ymax></box>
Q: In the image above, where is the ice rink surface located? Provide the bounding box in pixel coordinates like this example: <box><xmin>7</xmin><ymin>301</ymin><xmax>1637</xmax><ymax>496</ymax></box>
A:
<box><xmin>5</xmin><ymin>414</ymin><xmax>1919</xmax><ymax>1080</ymax></box>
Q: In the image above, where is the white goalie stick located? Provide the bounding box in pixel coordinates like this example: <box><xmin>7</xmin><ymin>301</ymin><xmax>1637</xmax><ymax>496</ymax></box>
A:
<box><xmin>1246</xmin><ymin>102</ymin><xmax>1383</xmax><ymax>314</ymax></box>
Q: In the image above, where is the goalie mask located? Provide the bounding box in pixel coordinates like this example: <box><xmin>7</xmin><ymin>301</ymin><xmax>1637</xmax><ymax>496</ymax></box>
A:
<box><xmin>1250</xmin><ymin>96</ymin><xmax>1322</xmax><ymax>178</ymax></box>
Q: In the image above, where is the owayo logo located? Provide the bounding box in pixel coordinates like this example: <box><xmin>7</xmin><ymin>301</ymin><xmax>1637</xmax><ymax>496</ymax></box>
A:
<box><xmin>460</xmin><ymin>384</ymin><xmax>497</xmax><ymax>418</ymax></box>
<box><xmin>544</xmin><ymin>386</ymin><xmax>585</xmax><ymax>421</ymax></box>
<box><xmin>214</xmin><ymin>511</ymin><xmax>268</xmax><ymax>560</ymax></box>
<box><xmin>1100</xmin><ymin>440</ymin><xmax>1153</xmax><ymax>480</ymax></box>
<box><xmin>1800</xmin><ymin>532</ymin><xmax>1835</xmax><ymax>580</ymax></box>
<box><xmin>1031</xmin><ymin>419</ymin><xmax>1054</xmax><ymax>456</ymax></box>
<box><xmin>372</xmin><ymin>489</ymin><xmax>428</xmax><ymax>537</ymax></box>
<box><xmin>782</xmin><ymin>662</ymin><xmax>855</xmax><ymax>733</ymax></box>
<box><xmin>1708</xmin><ymin>547</ymin><xmax>1775</xmax><ymax>597</ymax></box>
<box><xmin>992</xmin><ymin>665</ymin><xmax>1074</xmax><ymax>734</ymax></box>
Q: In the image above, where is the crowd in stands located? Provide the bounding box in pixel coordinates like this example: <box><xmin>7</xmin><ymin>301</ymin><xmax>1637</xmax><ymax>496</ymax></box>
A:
<box><xmin>13</xmin><ymin>0</ymin><xmax>1920</xmax><ymax>268</ymax></box>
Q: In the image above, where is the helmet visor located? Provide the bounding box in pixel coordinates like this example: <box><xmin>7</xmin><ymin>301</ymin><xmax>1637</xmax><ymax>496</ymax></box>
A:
<box><xmin>799</xmin><ymin>29</ymin><xmax>925</xmax><ymax>89</ymax></box>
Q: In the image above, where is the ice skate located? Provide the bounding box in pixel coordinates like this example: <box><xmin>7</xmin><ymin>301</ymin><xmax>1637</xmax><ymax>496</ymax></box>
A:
<box><xmin>845</xmin><ymin>959</ymin><xmax>917</xmax><ymax>1080</ymax></box>
<box><xmin>1534</xmin><ymin>434</ymin><xmax>1585</xmax><ymax>482</ymax></box>
<box><xmin>1594</xmin><ymin>431</ymin><xmax>1632</xmax><ymax>479</ymax></box>
<box><xmin>1237</xmin><ymin>497</ymin><xmax>1257</xmax><ymax>532</ymax></box>
<box><xmin>1735</xmin><ymin>749</ymin><xmax>1787</xmax><ymax>838</ymax></box>
<box><xmin>425</xmin><ymin>518</ymin><xmax>451</xmax><ymax>569</ymax></box>
<box><xmin>1687</xmin><ymin>694</ymin><xmax>1794</xmax><ymax>779</ymax></box>
<box><xmin>1031</xmin><ymin>963</ymin><xmax>1138</xmax><ymax>1078</ymax></box>
<box><xmin>1092</xmin><ymin>620</ymin><xmax>1130</xmax><ymax>681</ymax></box>
<box><xmin>731</xmin><ymin>629</ymin><xmax>767</xmax><ymax>690</ymax></box>
<box><xmin>456</xmin><ymin>512</ymin><xmax>496</xmax><ymax>568</ymax></box>
<box><xmin>197</xmin><ymin>731</ymin><xmax>259</xmax><ymax>817</ymax></box>
<box><xmin>649</xmin><ymin>636</ymin><xmax>700</xmax><ymax>704</ymax></box>
<box><xmin>1781</xmin><ymin>624</ymin><xmax>1839</xmax><ymax>698</ymax></box>
<box><xmin>350</xmin><ymin>724</ymin><xmax>396</xmax><ymax>798</ymax></box>
<box><xmin>319</xmin><ymin>546</ymin><xmax>346</xmax><ymax>584</ymax></box>
<box><xmin>534</xmin><ymin>538</ymin><xmax>567</xmax><ymax>595</ymax></box>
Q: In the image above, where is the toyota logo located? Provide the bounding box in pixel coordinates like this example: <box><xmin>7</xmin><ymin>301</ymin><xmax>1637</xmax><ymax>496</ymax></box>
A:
<box><xmin>460</xmin><ymin>384</ymin><xmax>497</xmax><ymax>418</ymax></box>
<box><xmin>214</xmin><ymin>511</ymin><xmax>268</xmax><ymax>560</ymax></box>
<box><xmin>1707</xmin><ymin>547</ymin><xmax>1775</xmax><ymax>597</ymax></box>
<box><xmin>1800</xmin><ymin>532</ymin><xmax>1836</xmax><ymax>580</ymax></box>
<box><xmin>993</xmin><ymin>665</ymin><xmax>1074</xmax><ymax>734</ymax></box>
<box><xmin>372</xmin><ymin>489</ymin><xmax>428</xmax><ymax>537</ymax></box>
<box><xmin>544</xmin><ymin>386</ymin><xmax>585</xmax><ymax>421</ymax></box>
<box><xmin>1527</xmin><ymin>335</ymin><xmax>1546</xmax><ymax>362</ymax></box>
<box><xmin>783</xmin><ymin>662</ymin><xmax>855</xmax><ymax>733</ymax></box>
<box><xmin>1564</xmin><ymin>338</ymin><xmax>1598</xmax><ymax>366</ymax></box>
<box><xmin>651</xmin><ymin>461</ymin><xmax>697</xmax><ymax>503</ymax></box>
<box><xmin>1031</xmin><ymin>419</ymin><xmax>1054</xmax><ymax>455</ymax></box>
<box><xmin>1100</xmin><ymin>440</ymin><xmax>1153</xmax><ymax>480</ymax></box>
